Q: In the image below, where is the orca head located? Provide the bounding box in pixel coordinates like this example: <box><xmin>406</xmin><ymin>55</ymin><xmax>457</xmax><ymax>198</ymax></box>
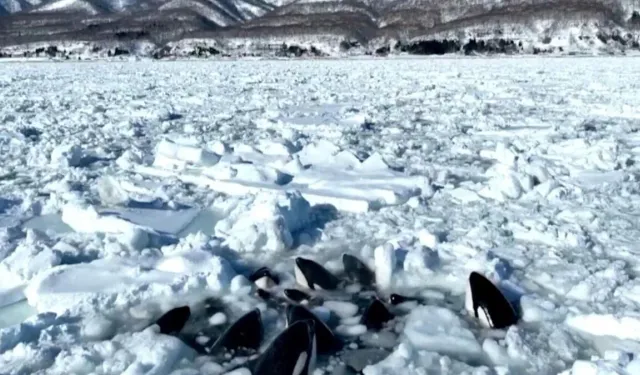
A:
<box><xmin>465</xmin><ymin>271</ymin><xmax>518</xmax><ymax>329</ymax></box>
<box><xmin>284</xmin><ymin>288</ymin><xmax>311</xmax><ymax>304</ymax></box>
<box><xmin>294</xmin><ymin>257</ymin><xmax>340</xmax><ymax>291</ymax></box>
<box><xmin>209</xmin><ymin>308</ymin><xmax>263</xmax><ymax>354</ymax></box>
<box><xmin>250</xmin><ymin>267</ymin><xmax>280</xmax><ymax>290</ymax></box>
<box><xmin>342</xmin><ymin>254</ymin><xmax>375</xmax><ymax>287</ymax></box>
<box><xmin>252</xmin><ymin>319</ymin><xmax>317</xmax><ymax>375</ymax></box>
<box><xmin>476</xmin><ymin>305</ymin><xmax>494</xmax><ymax>328</ymax></box>
<box><xmin>286</xmin><ymin>304</ymin><xmax>340</xmax><ymax>354</ymax></box>
<box><xmin>360</xmin><ymin>298</ymin><xmax>394</xmax><ymax>330</ymax></box>
<box><xmin>256</xmin><ymin>288</ymin><xmax>272</xmax><ymax>300</ymax></box>
<box><xmin>155</xmin><ymin>305</ymin><xmax>191</xmax><ymax>335</ymax></box>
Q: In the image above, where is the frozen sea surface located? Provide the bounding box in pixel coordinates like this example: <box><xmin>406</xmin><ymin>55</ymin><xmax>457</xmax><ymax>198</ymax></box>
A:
<box><xmin>1</xmin><ymin>57</ymin><xmax>640</xmax><ymax>374</ymax></box>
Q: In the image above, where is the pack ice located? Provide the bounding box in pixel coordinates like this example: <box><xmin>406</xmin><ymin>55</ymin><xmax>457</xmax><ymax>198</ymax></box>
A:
<box><xmin>1</xmin><ymin>57</ymin><xmax>640</xmax><ymax>374</ymax></box>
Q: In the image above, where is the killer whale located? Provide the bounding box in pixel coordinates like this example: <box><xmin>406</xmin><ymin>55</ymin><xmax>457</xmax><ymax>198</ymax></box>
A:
<box><xmin>286</xmin><ymin>304</ymin><xmax>342</xmax><ymax>354</ymax></box>
<box><xmin>250</xmin><ymin>267</ymin><xmax>280</xmax><ymax>290</ymax></box>
<box><xmin>152</xmin><ymin>263</ymin><xmax>522</xmax><ymax>374</ymax></box>
<box><xmin>177</xmin><ymin>308</ymin><xmax>264</xmax><ymax>356</ymax></box>
<box><xmin>252</xmin><ymin>319</ymin><xmax>317</xmax><ymax>375</ymax></box>
<box><xmin>206</xmin><ymin>308</ymin><xmax>263</xmax><ymax>355</ymax></box>
<box><xmin>284</xmin><ymin>288</ymin><xmax>312</xmax><ymax>304</ymax></box>
<box><xmin>360</xmin><ymin>298</ymin><xmax>394</xmax><ymax>330</ymax></box>
<box><xmin>342</xmin><ymin>254</ymin><xmax>375</xmax><ymax>288</ymax></box>
<box><xmin>294</xmin><ymin>257</ymin><xmax>340</xmax><ymax>291</ymax></box>
<box><xmin>154</xmin><ymin>305</ymin><xmax>191</xmax><ymax>335</ymax></box>
<box><xmin>465</xmin><ymin>271</ymin><xmax>518</xmax><ymax>329</ymax></box>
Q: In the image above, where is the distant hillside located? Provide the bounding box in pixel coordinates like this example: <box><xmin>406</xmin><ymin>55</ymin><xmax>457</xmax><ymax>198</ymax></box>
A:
<box><xmin>0</xmin><ymin>0</ymin><xmax>639</xmax><ymax>58</ymax></box>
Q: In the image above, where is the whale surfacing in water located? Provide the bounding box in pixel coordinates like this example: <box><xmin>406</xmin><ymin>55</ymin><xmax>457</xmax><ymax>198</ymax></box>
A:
<box><xmin>294</xmin><ymin>257</ymin><xmax>340</xmax><ymax>291</ymax></box>
<box><xmin>342</xmin><ymin>254</ymin><xmax>375</xmax><ymax>287</ymax></box>
<box><xmin>207</xmin><ymin>308</ymin><xmax>263</xmax><ymax>354</ymax></box>
<box><xmin>250</xmin><ymin>267</ymin><xmax>280</xmax><ymax>290</ymax></box>
<box><xmin>253</xmin><ymin>320</ymin><xmax>317</xmax><ymax>375</ymax></box>
<box><xmin>154</xmin><ymin>306</ymin><xmax>191</xmax><ymax>335</ymax></box>
<box><xmin>360</xmin><ymin>299</ymin><xmax>394</xmax><ymax>330</ymax></box>
<box><xmin>465</xmin><ymin>271</ymin><xmax>518</xmax><ymax>329</ymax></box>
<box><xmin>286</xmin><ymin>304</ymin><xmax>341</xmax><ymax>354</ymax></box>
<box><xmin>284</xmin><ymin>289</ymin><xmax>312</xmax><ymax>304</ymax></box>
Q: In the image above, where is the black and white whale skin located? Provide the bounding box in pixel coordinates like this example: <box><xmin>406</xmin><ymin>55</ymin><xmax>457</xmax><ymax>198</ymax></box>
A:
<box><xmin>342</xmin><ymin>254</ymin><xmax>375</xmax><ymax>287</ymax></box>
<box><xmin>207</xmin><ymin>308</ymin><xmax>263</xmax><ymax>355</ymax></box>
<box><xmin>360</xmin><ymin>299</ymin><xmax>394</xmax><ymax>330</ymax></box>
<box><xmin>250</xmin><ymin>267</ymin><xmax>280</xmax><ymax>290</ymax></box>
<box><xmin>284</xmin><ymin>289</ymin><xmax>312</xmax><ymax>304</ymax></box>
<box><xmin>253</xmin><ymin>320</ymin><xmax>317</xmax><ymax>375</ymax></box>
<box><xmin>256</xmin><ymin>288</ymin><xmax>317</xmax><ymax>312</ymax></box>
<box><xmin>154</xmin><ymin>306</ymin><xmax>191</xmax><ymax>335</ymax></box>
<box><xmin>286</xmin><ymin>304</ymin><xmax>341</xmax><ymax>354</ymax></box>
<box><xmin>256</xmin><ymin>288</ymin><xmax>275</xmax><ymax>302</ymax></box>
<box><xmin>465</xmin><ymin>271</ymin><xmax>518</xmax><ymax>329</ymax></box>
<box><xmin>294</xmin><ymin>257</ymin><xmax>340</xmax><ymax>291</ymax></box>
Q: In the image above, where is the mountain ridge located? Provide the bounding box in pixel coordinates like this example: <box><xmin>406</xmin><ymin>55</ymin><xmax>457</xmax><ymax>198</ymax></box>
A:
<box><xmin>1</xmin><ymin>0</ymin><xmax>639</xmax><ymax>57</ymax></box>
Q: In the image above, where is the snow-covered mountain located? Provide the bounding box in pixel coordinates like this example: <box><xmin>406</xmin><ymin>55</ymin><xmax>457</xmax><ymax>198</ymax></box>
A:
<box><xmin>0</xmin><ymin>0</ymin><xmax>43</xmax><ymax>13</ymax></box>
<box><xmin>0</xmin><ymin>0</ymin><xmax>639</xmax><ymax>57</ymax></box>
<box><xmin>0</xmin><ymin>0</ymin><xmax>284</xmax><ymax>16</ymax></box>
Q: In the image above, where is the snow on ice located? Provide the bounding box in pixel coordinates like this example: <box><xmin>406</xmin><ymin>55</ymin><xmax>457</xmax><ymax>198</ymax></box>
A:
<box><xmin>1</xmin><ymin>57</ymin><xmax>640</xmax><ymax>374</ymax></box>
